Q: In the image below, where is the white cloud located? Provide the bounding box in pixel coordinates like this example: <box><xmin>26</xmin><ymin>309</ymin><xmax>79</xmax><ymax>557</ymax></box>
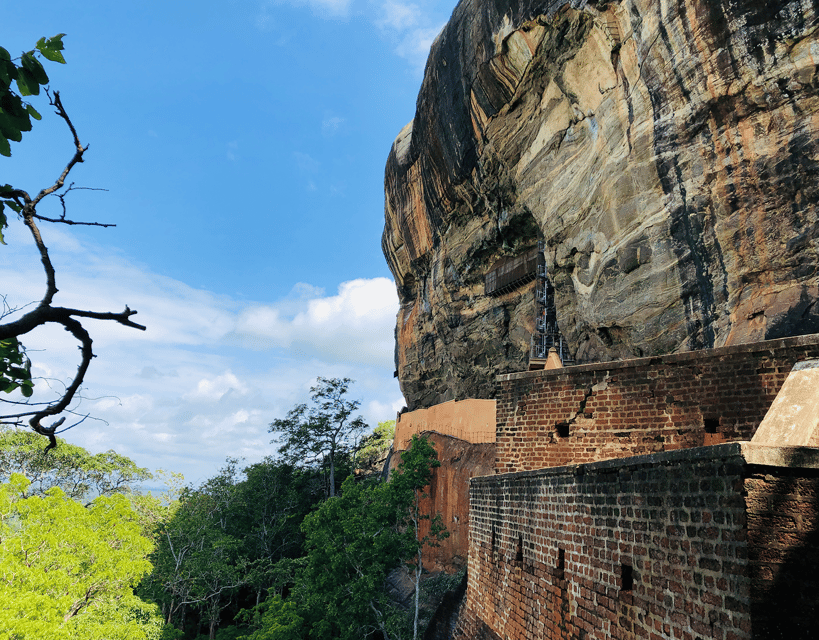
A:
<box><xmin>370</xmin><ymin>0</ymin><xmax>446</xmax><ymax>73</ymax></box>
<box><xmin>376</xmin><ymin>0</ymin><xmax>421</xmax><ymax>31</ymax></box>
<box><xmin>321</xmin><ymin>115</ymin><xmax>346</xmax><ymax>136</ymax></box>
<box><xmin>366</xmin><ymin>397</ymin><xmax>405</xmax><ymax>422</ymax></box>
<box><xmin>0</xmin><ymin>225</ymin><xmax>403</xmax><ymax>484</ymax></box>
<box><xmin>245</xmin><ymin>0</ymin><xmax>446</xmax><ymax>73</ymax></box>
<box><xmin>289</xmin><ymin>148</ymin><xmax>327</xmax><ymax>192</ymax></box>
<box><xmin>184</xmin><ymin>371</ymin><xmax>249</xmax><ymax>403</ymax></box>
<box><xmin>313</xmin><ymin>0</ymin><xmax>353</xmax><ymax>17</ymax></box>
<box><xmin>394</xmin><ymin>24</ymin><xmax>445</xmax><ymax>71</ymax></box>
<box><xmin>234</xmin><ymin>277</ymin><xmax>398</xmax><ymax>366</ymax></box>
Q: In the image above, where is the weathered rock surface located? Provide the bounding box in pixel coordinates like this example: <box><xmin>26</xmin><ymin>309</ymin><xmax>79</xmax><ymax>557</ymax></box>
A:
<box><xmin>382</xmin><ymin>0</ymin><xmax>819</xmax><ymax>410</ymax></box>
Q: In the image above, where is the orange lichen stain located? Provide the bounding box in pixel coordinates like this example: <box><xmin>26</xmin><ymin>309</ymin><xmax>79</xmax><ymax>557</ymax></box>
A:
<box><xmin>397</xmin><ymin>162</ymin><xmax>434</xmax><ymax>262</ymax></box>
<box><xmin>397</xmin><ymin>302</ymin><xmax>418</xmax><ymax>371</ymax></box>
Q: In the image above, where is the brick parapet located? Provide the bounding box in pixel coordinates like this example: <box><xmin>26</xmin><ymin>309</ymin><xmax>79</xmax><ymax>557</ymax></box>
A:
<box><xmin>455</xmin><ymin>443</ymin><xmax>819</xmax><ymax>640</ymax></box>
<box><xmin>495</xmin><ymin>333</ymin><xmax>819</xmax><ymax>474</ymax></box>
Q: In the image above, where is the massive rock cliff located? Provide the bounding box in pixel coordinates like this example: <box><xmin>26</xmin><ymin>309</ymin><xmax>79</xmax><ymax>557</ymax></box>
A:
<box><xmin>382</xmin><ymin>0</ymin><xmax>819</xmax><ymax>410</ymax></box>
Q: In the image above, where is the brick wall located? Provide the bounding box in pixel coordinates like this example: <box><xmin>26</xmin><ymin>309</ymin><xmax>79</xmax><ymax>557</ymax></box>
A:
<box><xmin>495</xmin><ymin>334</ymin><xmax>819</xmax><ymax>474</ymax></box>
<box><xmin>454</xmin><ymin>443</ymin><xmax>819</xmax><ymax>640</ymax></box>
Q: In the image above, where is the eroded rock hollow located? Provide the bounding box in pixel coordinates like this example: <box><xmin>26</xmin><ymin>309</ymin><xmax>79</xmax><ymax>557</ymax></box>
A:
<box><xmin>382</xmin><ymin>0</ymin><xmax>819</xmax><ymax>410</ymax></box>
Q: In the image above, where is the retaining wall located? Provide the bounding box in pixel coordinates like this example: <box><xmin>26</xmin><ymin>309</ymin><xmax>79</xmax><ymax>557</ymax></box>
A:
<box><xmin>395</xmin><ymin>399</ymin><xmax>496</xmax><ymax>450</ymax></box>
<box><xmin>454</xmin><ymin>443</ymin><xmax>819</xmax><ymax>640</ymax></box>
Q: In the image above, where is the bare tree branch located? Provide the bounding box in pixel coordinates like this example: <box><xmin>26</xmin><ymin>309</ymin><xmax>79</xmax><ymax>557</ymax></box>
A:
<box><xmin>30</xmin><ymin>90</ymin><xmax>87</xmax><ymax>208</ymax></box>
<box><xmin>35</xmin><ymin>183</ymin><xmax>114</xmax><ymax>227</ymax></box>
<box><xmin>0</xmin><ymin>91</ymin><xmax>146</xmax><ymax>449</ymax></box>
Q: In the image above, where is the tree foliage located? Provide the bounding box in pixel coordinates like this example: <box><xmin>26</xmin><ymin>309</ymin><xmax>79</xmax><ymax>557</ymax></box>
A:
<box><xmin>0</xmin><ymin>474</ymin><xmax>164</xmax><ymax>640</ymax></box>
<box><xmin>0</xmin><ymin>428</ymin><xmax>151</xmax><ymax>502</ymax></box>
<box><xmin>356</xmin><ymin>419</ymin><xmax>394</xmax><ymax>473</ymax></box>
<box><xmin>238</xmin><ymin>596</ymin><xmax>304</xmax><ymax>640</ymax></box>
<box><xmin>0</xmin><ymin>36</ymin><xmax>145</xmax><ymax>448</ymax></box>
<box><xmin>0</xmin><ymin>338</ymin><xmax>33</xmax><ymax>399</ymax></box>
<box><xmin>139</xmin><ymin>431</ymin><xmax>450</xmax><ymax>640</ymax></box>
<box><xmin>270</xmin><ymin>377</ymin><xmax>367</xmax><ymax>497</ymax></box>
<box><xmin>231</xmin><ymin>460</ymin><xmax>317</xmax><ymax>602</ymax></box>
<box><xmin>0</xmin><ymin>35</ymin><xmax>65</xmax><ymax>162</ymax></box>
<box><xmin>296</xmin><ymin>475</ymin><xmax>411</xmax><ymax>639</ymax></box>
<box><xmin>146</xmin><ymin>458</ymin><xmax>324</xmax><ymax>639</ymax></box>
<box><xmin>389</xmin><ymin>435</ymin><xmax>447</xmax><ymax>640</ymax></box>
<box><xmin>250</xmin><ymin>434</ymin><xmax>446</xmax><ymax>640</ymax></box>
<box><xmin>149</xmin><ymin>462</ymin><xmax>245</xmax><ymax>640</ymax></box>
<box><xmin>127</xmin><ymin>469</ymin><xmax>186</xmax><ymax>543</ymax></box>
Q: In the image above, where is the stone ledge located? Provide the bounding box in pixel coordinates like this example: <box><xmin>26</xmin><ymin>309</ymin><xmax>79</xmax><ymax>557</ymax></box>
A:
<box><xmin>472</xmin><ymin>441</ymin><xmax>819</xmax><ymax>485</ymax></box>
<box><xmin>741</xmin><ymin>443</ymin><xmax>819</xmax><ymax>469</ymax></box>
<box><xmin>496</xmin><ymin>332</ymin><xmax>819</xmax><ymax>383</ymax></box>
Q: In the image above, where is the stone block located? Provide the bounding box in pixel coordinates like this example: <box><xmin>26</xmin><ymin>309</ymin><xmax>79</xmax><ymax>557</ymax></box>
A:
<box><xmin>752</xmin><ymin>359</ymin><xmax>819</xmax><ymax>447</ymax></box>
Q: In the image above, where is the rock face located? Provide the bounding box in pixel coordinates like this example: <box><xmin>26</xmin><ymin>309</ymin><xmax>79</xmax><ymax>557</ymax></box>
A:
<box><xmin>382</xmin><ymin>0</ymin><xmax>819</xmax><ymax>410</ymax></box>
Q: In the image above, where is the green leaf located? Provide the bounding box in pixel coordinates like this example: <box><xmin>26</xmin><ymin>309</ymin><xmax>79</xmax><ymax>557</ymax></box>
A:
<box><xmin>25</xmin><ymin>104</ymin><xmax>41</xmax><ymax>121</ymax></box>
<box><xmin>1</xmin><ymin>94</ymin><xmax>32</xmax><ymax>134</ymax></box>
<box><xmin>0</xmin><ymin>60</ymin><xmax>12</xmax><ymax>88</ymax></box>
<box><xmin>0</xmin><ymin>47</ymin><xmax>9</xmax><ymax>61</ymax></box>
<box><xmin>37</xmin><ymin>45</ymin><xmax>66</xmax><ymax>64</ymax></box>
<box><xmin>47</xmin><ymin>34</ymin><xmax>67</xmax><ymax>50</ymax></box>
<box><xmin>21</xmin><ymin>53</ymin><xmax>49</xmax><ymax>86</ymax></box>
<box><xmin>1</xmin><ymin>91</ymin><xmax>26</xmax><ymax>115</ymax></box>
<box><xmin>0</xmin><ymin>206</ymin><xmax>6</xmax><ymax>245</ymax></box>
<box><xmin>15</xmin><ymin>68</ymin><xmax>37</xmax><ymax>96</ymax></box>
<box><xmin>0</xmin><ymin>113</ymin><xmax>23</xmax><ymax>143</ymax></box>
<box><xmin>0</xmin><ymin>135</ymin><xmax>9</xmax><ymax>158</ymax></box>
<box><xmin>36</xmin><ymin>35</ymin><xmax>67</xmax><ymax>64</ymax></box>
<box><xmin>48</xmin><ymin>33</ymin><xmax>65</xmax><ymax>51</ymax></box>
<box><xmin>3</xmin><ymin>103</ymin><xmax>33</xmax><ymax>134</ymax></box>
<box><xmin>20</xmin><ymin>383</ymin><xmax>33</xmax><ymax>397</ymax></box>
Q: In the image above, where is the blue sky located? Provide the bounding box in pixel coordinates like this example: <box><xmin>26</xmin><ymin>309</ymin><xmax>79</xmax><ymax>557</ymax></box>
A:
<box><xmin>1</xmin><ymin>0</ymin><xmax>453</xmax><ymax>484</ymax></box>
